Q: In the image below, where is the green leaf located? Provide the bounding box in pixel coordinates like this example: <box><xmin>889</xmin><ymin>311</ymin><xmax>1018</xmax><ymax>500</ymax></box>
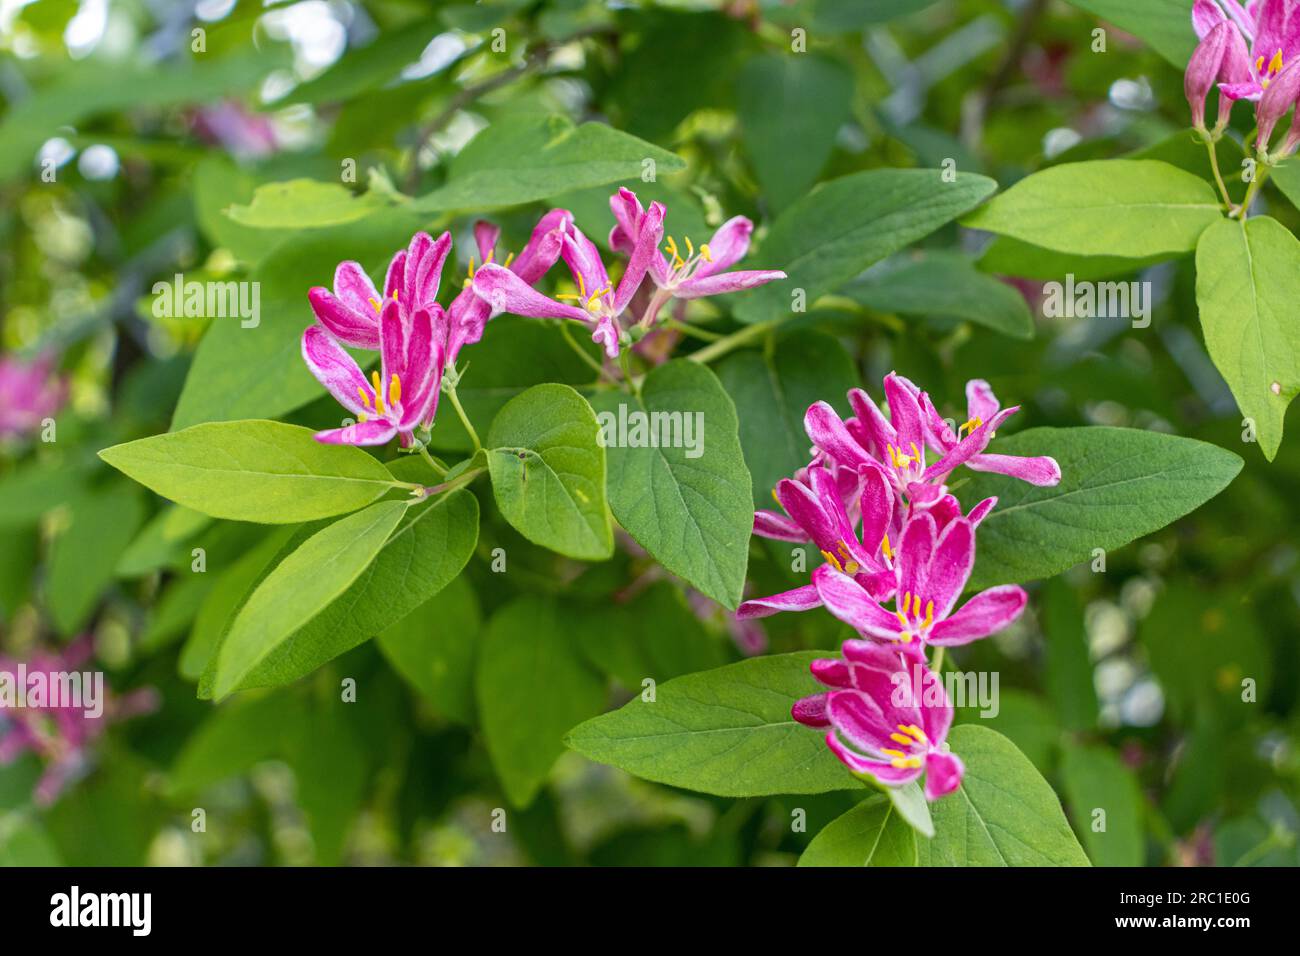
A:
<box><xmin>225</xmin><ymin>179</ymin><xmax>390</xmax><ymax>228</ymax></box>
<box><xmin>1041</xmin><ymin>578</ymin><xmax>1099</xmax><ymax>732</ymax></box>
<box><xmin>799</xmin><ymin>795</ymin><xmax>919</xmax><ymax>866</ymax></box>
<box><xmin>377</xmin><ymin>575</ymin><xmax>482</xmax><ymax>725</ymax></box>
<box><xmin>116</xmin><ymin>505</ymin><xmax>212</xmax><ymax>577</ymax></box>
<box><xmin>412</xmin><ymin>114</ymin><xmax>685</xmax><ymax>213</ymax></box>
<box><xmin>716</xmin><ymin>331</ymin><xmax>859</xmax><ymax>507</ymax></box>
<box><xmin>964</xmin><ymin>427</ymin><xmax>1243</xmax><ymax>588</ymax></box>
<box><xmin>1195</xmin><ymin>215</ymin><xmax>1300</xmax><ymax>460</ymax></box>
<box><xmin>592</xmin><ymin>361</ymin><xmax>753</xmax><ymax>608</ymax></box>
<box><xmin>211</xmin><ymin>500</ymin><xmax>408</xmax><ymax>699</ymax></box>
<box><xmin>99</xmin><ymin>421</ymin><xmax>399</xmax><ymax>524</ymax></box>
<box><xmin>917</xmin><ymin>725</ymin><xmax>1090</xmax><ymax>866</ymax></box>
<box><xmin>737</xmin><ymin>53</ymin><xmax>853</xmax><ymax>212</ymax></box>
<box><xmin>845</xmin><ymin>251</ymin><xmax>1034</xmax><ymax>339</ymax></box>
<box><xmin>46</xmin><ymin>485</ymin><xmax>146</xmax><ymax>635</ymax></box>
<box><xmin>486</xmin><ymin>383</ymin><xmax>612</xmax><ymax>561</ymax></box>
<box><xmin>979</xmin><ymin>235</ymin><xmax>1172</xmax><ymax>282</ymax></box>
<box><xmin>227</xmin><ymin>487</ymin><xmax>479</xmax><ymax>692</ymax></box>
<box><xmin>735</xmin><ymin>169</ymin><xmax>998</xmax><ymax>323</ymax></box>
<box><xmin>565</xmin><ymin>651</ymin><xmax>858</xmax><ymax>797</ymax></box>
<box><xmin>1059</xmin><ymin>744</ymin><xmax>1145</xmax><ymax>867</ymax></box>
<box><xmin>167</xmin><ymin>693</ymin><xmax>307</xmax><ymax>797</ymax></box>
<box><xmin>1063</xmin><ymin>0</ymin><xmax>1195</xmax><ymax>67</ymax></box>
<box><xmin>962</xmin><ymin>160</ymin><xmax>1222</xmax><ymax>259</ymax></box>
<box><xmin>477</xmin><ymin>596</ymin><xmax>606</xmax><ymax>807</ymax></box>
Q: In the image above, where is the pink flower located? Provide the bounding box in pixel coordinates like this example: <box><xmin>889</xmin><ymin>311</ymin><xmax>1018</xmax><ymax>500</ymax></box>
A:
<box><xmin>470</xmin><ymin>202</ymin><xmax>666</xmax><ymax>358</ymax></box>
<box><xmin>805</xmin><ymin>374</ymin><xmax>1060</xmax><ymax>507</ymax></box>
<box><xmin>1193</xmin><ymin>0</ymin><xmax>1300</xmax><ymax>103</ymax></box>
<box><xmin>811</xmin><ymin>508</ymin><xmax>1027</xmax><ymax>660</ymax></box>
<box><xmin>608</xmin><ymin>187</ymin><xmax>787</xmax><ymax>312</ymax></box>
<box><xmin>445</xmin><ymin>210</ymin><xmax>570</xmax><ymax>366</ymax></box>
<box><xmin>302</xmin><ymin>299</ymin><xmax>445</xmax><ymax>447</ymax></box>
<box><xmin>0</xmin><ymin>351</ymin><xmax>67</xmax><ymax>440</ymax></box>
<box><xmin>0</xmin><ymin>636</ymin><xmax>158</xmax><ymax>807</ymax></box>
<box><xmin>792</xmin><ymin>640</ymin><xmax>964</xmax><ymax>800</ymax></box>
<box><xmin>307</xmin><ymin>231</ymin><xmax>452</xmax><ymax>351</ymax></box>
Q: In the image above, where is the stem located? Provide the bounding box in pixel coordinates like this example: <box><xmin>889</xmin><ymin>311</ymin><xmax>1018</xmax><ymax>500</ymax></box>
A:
<box><xmin>417</xmin><ymin>443</ymin><xmax>447</xmax><ymax>476</ymax></box>
<box><xmin>1203</xmin><ymin>137</ymin><xmax>1233</xmax><ymax>209</ymax></box>
<box><xmin>638</xmin><ymin>287</ymin><xmax>672</xmax><ymax>328</ymax></box>
<box><xmin>619</xmin><ymin>346</ymin><xmax>640</xmax><ymax>397</ymax></box>
<box><xmin>687</xmin><ymin>320</ymin><xmax>776</xmax><ymax>364</ymax></box>
<box><xmin>444</xmin><ymin>381</ymin><xmax>481</xmax><ymax>452</ymax></box>
<box><xmin>425</xmin><ymin>466</ymin><xmax>487</xmax><ymax>499</ymax></box>
<box><xmin>667</xmin><ymin>318</ymin><xmax>725</xmax><ymax>342</ymax></box>
<box><xmin>930</xmin><ymin>647</ymin><xmax>946</xmax><ymax>675</ymax></box>
<box><xmin>1235</xmin><ymin>163</ymin><xmax>1269</xmax><ymax>219</ymax></box>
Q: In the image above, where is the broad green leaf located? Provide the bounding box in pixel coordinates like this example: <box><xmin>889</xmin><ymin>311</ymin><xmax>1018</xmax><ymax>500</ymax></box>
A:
<box><xmin>282</xmin><ymin>698</ymin><xmax>368</xmax><ymax>865</ymax></box>
<box><xmin>211</xmin><ymin>500</ymin><xmax>408</xmax><ymax>698</ymax></box>
<box><xmin>917</xmin><ymin>725</ymin><xmax>1090</xmax><ymax>866</ymax></box>
<box><xmin>735</xmin><ymin>169</ymin><xmax>997</xmax><ymax>323</ymax></box>
<box><xmin>1059</xmin><ymin>744</ymin><xmax>1145</xmax><ymax>867</ymax></box>
<box><xmin>426</xmin><ymin>316</ymin><xmax>600</xmax><ymax>453</ymax></box>
<box><xmin>964</xmin><ymin>427</ymin><xmax>1242</xmax><ymax>589</ymax></box>
<box><xmin>377</xmin><ymin>575</ymin><xmax>482</xmax><ymax>725</ymax></box>
<box><xmin>192</xmin><ymin>156</ymin><xmax>293</xmax><ymax>266</ymax></box>
<box><xmin>956</xmin><ymin>690</ymin><xmax>1061</xmax><ymax>775</ymax></box>
<box><xmin>1195</xmin><ymin>216</ymin><xmax>1300</xmax><ymax>460</ymax></box>
<box><xmin>962</xmin><ymin>160</ymin><xmax>1222</xmax><ymax>259</ymax></box>
<box><xmin>99</xmin><ymin>421</ymin><xmax>399</xmax><ymax>524</ymax></box>
<box><xmin>799</xmin><ymin>795</ymin><xmax>918</xmax><ymax>866</ymax></box>
<box><xmin>573</xmin><ymin>581</ymin><xmax>726</xmax><ymax>688</ymax></box>
<box><xmin>592</xmin><ymin>361</ymin><xmax>753</xmax><ymax>608</ymax></box>
<box><xmin>412</xmin><ymin>114</ymin><xmax>685</xmax><ymax>212</ymax></box>
<box><xmin>170</xmin><ymin>211</ymin><xmax>427</xmax><ymax>430</ymax></box>
<box><xmin>737</xmin><ymin>53</ymin><xmax>853</xmax><ymax>212</ymax></box>
<box><xmin>46</xmin><ymin>485</ymin><xmax>146</xmax><ymax>635</ymax></box>
<box><xmin>1063</xmin><ymin>0</ymin><xmax>1195</xmax><ymax>67</ymax></box>
<box><xmin>0</xmin><ymin>455</ymin><xmax>90</xmax><ymax>527</ymax></box>
<box><xmin>116</xmin><ymin>505</ymin><xmax>212</xmax><ymax>577</ymax></box>
<box><xmin>978</xmin><ymin>235</ymin><xmax>1171</xmax><ymax>282</ymax></box>
<box><xmin>0</xmin><ymin>815</ymin><xmax>62</xmax><ymax>866</ymax></box>
<box><xmin>566</xmin><ymin>651</ymin><xmax>859</xmax><ymax>797</ymax></box>
<box><xmin>167</xmin><ymin>693</ymin><xmax>308</xmax><ymax>797</ymax></box>
<box><xmin>886</xmin><ymin>780</ymin><xmax>935</xmax><ymax>838</ymax></box>
<box><xmin>717</xmin><ymin>331</ymin><xmax>858</xmax><ymax>507</ymax></box>
<box><xmin>1041</xmin><ymin>578</ymin><xmax>1099</xmax><ymax>732</ymax></box>
<box><xmin>486</xmin><ymin>383</ymin><xmax>612</xmax><ymax>561</ymax></box>
<box><xmin>225</xmin><ymin>179</ymin><xmax>390</xmax><ymax>228</ymax></box>
<box><xmin>845</xmin><ymin>252</ymin><xmax>1034</xmax><ymax>339</ymax></box>
<box><xmin>140</xmin><ymin>572</ymin><xmax>214</xmax><ymax>652</ymax></box>
<box><xmin>228</xmin><ymin>488</ymin><xmax>479</xmax><ymax>692</ymax></box>
<box><xmin>477</xmin><ymin>596</ymin><xmax>606</xmax><ymax>807</ymax></box>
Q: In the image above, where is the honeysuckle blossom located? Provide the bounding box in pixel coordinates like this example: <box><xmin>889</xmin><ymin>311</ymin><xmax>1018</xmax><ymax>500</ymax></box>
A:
<box><xmin>0</xmin><ymin>636</ymin><xmax>158</xmax><ymax>807</ymax></box>
<box><xmin>1186</xmin><ymin>21</ymin><xmax>1241</xmax><ymax>131</ymax></box>
<box><xmin>0</xmin><ymin>351</ymin><xmax>67</xmax><ymax>440</ymax></box>
<box><xmin>812</xmin><ymin>509</ymin><xmax>1027</xmax><ymax>660</ymax></box>
<box><xmin>1192</xmin><ymin>0</ymin><xmax>1299</xmax><ymax>103</ymax></box>
<box><xmin>302</xmin><ymin>299</ymin><xmax>444</xmax><ymax>446</ymax></box>
<box><xmin>445</xmin><ymin>210</ymin><xmax>570</xmax><ymax>366</ymax></box>
<box><xmin>307</xmin><ymin>230</ymin><xmax>451</xmax><ymax>350</ymax></box>
<box><xmin>806</xmin><ymin>374</ymin><xmax>1060</xmax><ymax>507</ymax></box>
<box><xmin>791</xmin><ymin>640</ymin><xmax>964</xmax><ymax>800</ymax></box>
<box><xmin>471</xmin><ymin>202</ymin><xmax>666</xmax><ymax>358</ymax></box>
<box><xmin>607</xmin><ymin>187</ymin><xmax>787</xmax><ymax>324</ymax></box>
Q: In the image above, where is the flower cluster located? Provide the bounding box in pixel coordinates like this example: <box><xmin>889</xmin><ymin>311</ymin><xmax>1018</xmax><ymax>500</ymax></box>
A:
<box><xmin>740</xmin><ymin>374</ymin><xmax>1061</xmax><ymax>800</ymax></box>
<box><xmin>1185</xmin><ymin>0</ymin><xmax>1300</xmax><ymax>159</ymax></box>
<box><xmin>301</xmin><ymin>190</ymin><xmax>785</xmax><ymax>446</ymax></box>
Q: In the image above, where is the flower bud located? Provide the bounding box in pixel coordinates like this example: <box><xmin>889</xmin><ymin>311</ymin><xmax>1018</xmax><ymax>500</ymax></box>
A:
<box><xmin>1186</xmin><ymin>22</ymin><xmax>1231</xmax><ymax>131</ymax></box>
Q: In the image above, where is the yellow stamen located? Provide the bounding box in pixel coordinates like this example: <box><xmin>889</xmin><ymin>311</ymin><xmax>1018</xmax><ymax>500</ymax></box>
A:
<box><xmin>895</xmin><ymin>608</ymin><xmax>909</xmax><ymax>627</ymax></box>
<box><xmin>372</xmin><ymin>371</ymin><xmax>385</xmax><ymax>416</ymax></box>
<box><xmin>369</xmin><ymin>297</ymin><xmax>382</xmax><ymax>313</ymax></box>
<box><xmin>924</xmin><ymin>600</ymin><xmax>934</xmax><ymax>628</ymax></box>
<box><xmin>359</xmin><ymin>412</ymin><xmax>368</xmax><ymax>422</ymax></box>
<box><xmin>899</xmin><ymin>631</ymin><xmax>913</xmax><ymax>643</ymax></box>
<box><xmin>393</xmin><ymin>288</ymin><xmax>399</xmax><ymax>302</ymax></box>
<box><xmin>881</xmin><ymin>748</ymin><xmax>907</xmax><ymax>759</ymax></box>
<box><xmin>881</xmin><ymin>533</ymin><xmax>893</xmax><ymax>561</ymax></box>
<box><xmin>503</xmin><ymin>251</ymin><xmax>515</xmax><ymax>268</ymax></box>
<box><xmin>1257</xmin><ymin>55</ymin><xmax>1266</xmax><ymax>73</ymax></box>
<box><xmin>771</xmin><ymin>488</ymin><xmax>781</xmax><ymax>505</ymax></box>
<box><xmin>485</xmin><ymin>249</ymin><xmax>495</xmax><ymax>264</ymax></box>
<box><xmin>910</xmin><ymin>441</ymin><xmax>922</xmax><ymax>466</ymax></box>
<box><xmin>700</xmin><ymin>243</ymin><xmax>712</xmax><ymax>263</ymax></box>
<box><xmin>1270</xmin><ymin>49</ymin><xmax>1284</xmax><ymax>75</ymax></box>
<box><xmin>664</xmin><ymin>236</ymin><xmax>678</xmax><ymax>260</ymax></box>
<box><xmin>389</xmin><ymin>374</ymin><xmax>401</xmax><ymax>406</ymax></box>
<box><xmin>902</xmin><ymin>724</ymin><xmax>928</xmax><ymax>743</ymax></box>
<box><xmin>890</xmin><ymin>756</ymin><xmax>923</xmax><ymax>769</ymax></box>
<box><xmin>357</xmin><ymin>387</ymin><xmax>371</xmax><ymax>409</ymax></box>
<box><xmin>843</xmin><ymin>561</ymin><xmax>860</xmax><ymax>574</ymax></box>
<box><xmin>820</xmin><ymin>549</ymin><xmax>844</xmax><ymax>573</ymax></box>
<box><xmin>958</xmin><ymin>416</ymin><xmax>984</xmax><ymax>437</ymax></box>
<box><xmin>467</xmin><ymin>257</ymin><xmax>476</xmax><ymax>280</ymax></box>
<box><xmin>685</xmin><ymin>236</ymin><xmax>694</xmax><ymax>258</ymax></box>
<box><xmin>890</xmin><ymin>732</ymin><xmax>913</xmax><ymax>746</ymax></box>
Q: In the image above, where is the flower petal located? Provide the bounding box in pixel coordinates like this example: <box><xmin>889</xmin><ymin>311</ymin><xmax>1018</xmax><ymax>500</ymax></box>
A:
<box><xmin>735</xmin><ymin>584</ymin><xmax>822</xmax><ymax>620</ymax></box>
<box><xmin>405</xmin><ymin>230</ymin><xmax>452</xmax><ymax>308</ymax></box>
<box><xmin>804</xmin><ymin>401</ymin><xmax>874</xmax><ymax>471</ymax></box>
<box><xmin>825</xmin><ymin>730</ymin><xmax>924</xmax><ymax>784</ymax></box>
<box><xmin>924</xmin><ymin>751</ymin><xmax>964</xmax><ymax>801</ymax></box>
<box><xmin>675</xmin><ymin>269</ymin><xmax>786</xmax><ymax>299</ymax></box>
<box><xmin>928</xmin><ymin>585</ymin><xmax>1027</xmax><ymax>646</ymax></box>
<box><xmin>473</xmin><ymin>220</ymin><xmax>500</xmax><ymax>260</ymax></box>
<box><xmin>966</xmin><ymin>452</ymin><xmax>1062</xmax><ymax>486</ymax></box>
<box><xmin>896</xmin><ymin>511</ymin><xmax>937</xmax><ymax>607</ymax></box>
<box><xmin>613</xmin><ymin>200</ymin><xmax>665</xmax><ymax>313</ymax></box>
<box><xmin>314</xmin><ymin>419</ymin><xmax>398</xmax><ymax>446</ymax></box>
<box><xmin>334</xmin><ymin>260</ymin><xmax>381</xmax><ymax>314</ymax></box>
<box><xmin>696</xmin><ymin>216</ymin><xmax>753</xmax><ymax>276</ymax></box>
<box><xmin>792</xmin><ymin>693</ymin><xmax>830</xmax><ymax>727</ymax></box>
<box><xmin>847</xmin><ymin>386</ymin><xmax>897</xmax><ymax>456</ymax></box>
<box><xmin>308</xmin><ymin>287</ymin><xmax>381</xmax><ymax>350</ymax></box>
<box><xmin>513</xmin><ymin>208</ymin><xmax>572</xmax><ymax>283</ymax></box>
<box><xmin>561</xmin><ymin>226</ymin><xmax>611</xmax><ymax>302</ymax></box>
<box><xmin>925</xmin><ymin>517</ymin><xmax>975</xmax><ymax>620</ymax></box>
<box><xmin>302</xmin><ymin>325</ymin><xmax>371</xmax><ymax>417</ymax></box>
<box><xmin>471</xmin><ymin>263</ymin><xmax>590</xmax><ymax>321</ymax></box>
<box><xmin>884</xmin><ymin>372</ymin><xmax>926</xmax><ymax>451</ymax></box>
<box><xmin>753</xmin><ymin>509</ymin><xmax>806</xmax><ymax>541</ymax></box>
<box><xmin>812</xmin><ymin>565</ymin><xmax>904</xmax><ymax>641</ymax></box>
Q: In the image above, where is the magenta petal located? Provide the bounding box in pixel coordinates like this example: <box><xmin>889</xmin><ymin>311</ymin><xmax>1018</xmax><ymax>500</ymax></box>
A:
<box><xmin>735</xmin><ymin>584</ymin><xmax>822</xmax><ymax>620</ymax></box>
<box><xmin>965</xmin><ymin>378</ymin><xmax>1002</xmax><ymax>424</ymax></box>
<box><xmin>825</xmin><ymin>731</ymin><xmax>924</xmax><ymax>784</ymax></box>
<box><xmin>929</xmin><ymin>585</ymin><xmax>1027</xmax><ymax>646</ymax></box>
<box><xmin>812</xmin><ymin>565</ymin><xmax>903</xmax><ymax>641</ymax></box>
<box><xmin>754</xmin><ymin>509</ymin><xmax>807</xmax><ymax>541</ymax></box>
<box><xmin>859</xmin><ymin>465</ymin><xmax>894</xmax><ymax>558</ymax></box>
<box><xmin>591</xmin><ymin>315</ymin><xmax>621</xmax><ymax>358</ymax></box>
<box><xmin>613</xmin><ymin>200</ymin><xmax>665</xmax><ymax>313</ymax></box>
<box><xmin>847</xmin><ymin>386</ymin><xmax>897</xmax><ymax>455</ymax></box>
<box><xmin>474</xmin><ymin>220</ymin><xmax>500</xmax><ymax>260</ymax></box>
<box><xmin>1193</xmin><ymin>0</ymin><xmax>1228</xmax><ymax>40</ymax></box>
<box><xmin>302</xmin><ymin>326</ymin><xmax>371</xmax><ymax>417</ymax></box>
<box><xmin>675</xmin><ymin>269</ymin><xmax>786</xmax><ymax>299</ymax></box>
<box><xmin>513</xmin><ymin>208</ymin><xmax>572</xmax><ymax>283</ymax></box>
<box><xmin>315</xmin><ymin>419</ymin><xmax>398</xmax><ymax>446</ymax></box>
<box><xmin>966</xmin><ymin>452</ymin><xmax>1062</xmax><ymax>486</ymax></box>
<box><xmin>379</xmin><ymin>298</ymin><xmax>405</xmax><ymax>384</ymax></box>
<box><xmin>884</xmin><ymin>373</ymin><xmax>926</xmax><ymax>451</ymax></box>
<box><xmin>334</xmin><ymin>260</ymin><xmax>381</xmax><ymax>315</ymax></box>
<box><xmin>777</xmin><ymin>476</ymin><xmax>837</xmax><ymax>548</ymax></box>
<box><xmin>308</xmin><ymin>287</ymin><xmax>381</xmax><ymax>350</ymax></box>
<box><xmin>805</xmin><ymin>401</ymin><xmax>874</xmax><ymax>471</ymax></box>
<box><xmin>924</xmin><ymin>518</ymin><xmax>975</xmax><ymax>620</ymax></box>
<box><xmin>792</xmin><ymin>693</ymin><xmax>831</xmax><ymax>727</ymax></box>
<box><xmin>407</xmin><ymin>231</ymin><xmax>452</xmax><ymax>308</ymax></box>
<box><xmin>384</xmin><ymin>250</ymin><xmax>406</xmax><ymax>299</ymax></box>
<box><xmin>967</xmin><ymin>496</ymin><xmax>997</xmax><ymax>527</ymax></box>
<box><xmin>561</xmin><ymin>227</ymin><xmax>611</xmax><ymax>302</ymax></box>
<box><xmin>896</xmin><ymin>512</ymin><xmax>937</xmax><ymax>605</ymax></box>
<box><xmin>924</xmin><ymin>751</ymin><xmax>964</xmax><ymax>801</ymax></box>
<box><xmin>447</xmin><ymin>287</ymin><xmax>492</xmax><ymax>366</ymax></box>
<box><xmin>472</xmin><ymin>264</ymin><xmax>590</xmax><ymax>321</ymax></box>
<box><xmin>696</xmin><ymin>216</ymin><xmax>754</xmax><ymax>276</ymax></box>
<box><xmin>810</xmin><ymin>658</ymin><xmax>853</xmax><ymax>688</ymax></box>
